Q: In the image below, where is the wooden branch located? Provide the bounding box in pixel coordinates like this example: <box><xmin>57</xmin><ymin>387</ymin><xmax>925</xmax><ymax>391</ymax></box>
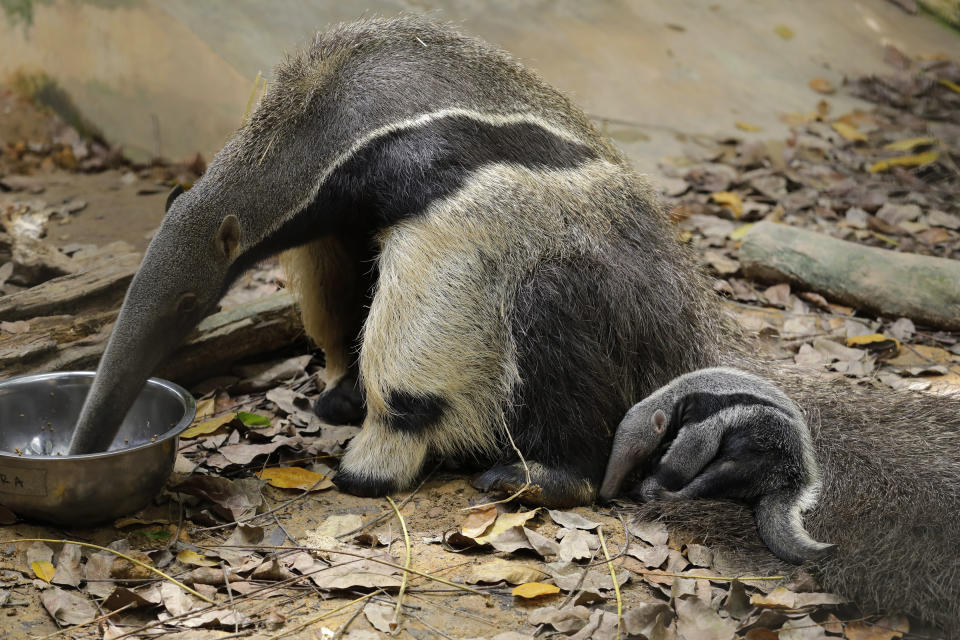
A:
<box><xmin>740</xmin><ymin>221</ymin><xmax>960</xmax><ymax>330</ymax></box>
<box><xmin>0</xmin><ymin>286</ymin><xmax>304</xmax><ymax>385</ymax></box>
<box><xmin>158</xmin><ymin>291</ymin><xmax>305</xmax><ymax>383</ymax></box>
<box><xmin>0</xmin><ymin>250</ymin><xmax>140</xmax><ymax>321</ymax></box>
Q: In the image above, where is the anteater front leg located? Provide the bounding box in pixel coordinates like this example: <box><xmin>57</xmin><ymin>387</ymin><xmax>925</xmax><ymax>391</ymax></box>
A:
<box><xmin>281</xmin><ymin>235</ymin><xmax>373</xmax><ymax>425</ymax></box>
<box><xmin>333</xmin><ymin>225</ymin><xmax>509</xmax><ymax>496</ymax></box>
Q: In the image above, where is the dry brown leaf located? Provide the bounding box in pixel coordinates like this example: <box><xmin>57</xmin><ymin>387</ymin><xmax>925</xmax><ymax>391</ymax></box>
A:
<box><xmin>467</xmin><ymin>559</ymin><xmax>547</xmax><ymax>585</ymax></box>
<box><xmin>309</xmin><ymin>549</ymin><xmax>402</xmax><ymax>591</ymax></box>
<box><xmin>887</xmin><ymin>344</ymin><xmax>955</xmax><ymax>366</ymax></box>
<box><xmin>883</xmin><ymin>137</ymin><xmax>936</xmax><ymax>152</ymax></box>
<box><xmin>792</xmin><ymin>591</ymin><xmax>846</xmax><ymax>607</ymax></box>
<box><xmin>711</xmin><ymin>191</ymin><xmax>744</xmax><ymax>217</ymax></box>
<box><xmin>40</xmin><ymin>587</ymin><xmax>97</xmax><ymax>625</ymax></box>
<box><xmin>676</xmin><ymin>595</ymin><xmax>736</xmax><ymax>640</ymax></box>
<box><xmin>750</xmin><ymin>586</ymin><xmax>796</xmax><ymax>609</ymax></box>
<box><xmin>529</xmin><ymin>604</ymin><xmax>592</xmax><ymax>633</ymax></box>
<box><xmin>364</xmin><ymin>601</ymin><xmax>395</xmax><ymax>633</ymax></box>
<box><xmin>523</xmin><ymin>527</ymin><xmax>560</xmax><ymax>558</ymax></box>
<box><xmin>547</xmin><ymin>510</ymin><xmax>600</xmax><ymax>530</ymax></box>
<box><xmin>177</xmin><ymin>550</ymin><xmax>218</xmax><ymax>567</ymax></box>
<box><xmin>809</xmin><ymin>77</ymin><xmax>835</xmax><ymax>94</ymax></box>
<box><xmin>102</xmin><ymin>586</ymin><xmax>162</xmax><ymax>611</ymax></box>
<box><xmin>51</xmin><ymin>544</ymin><xmax>82</xmax><ymax>588</ymax></box>
<box><xmin>488</xmin><ymin>526</ymin><xmax>536</xmax><ymax>553</ymax></box>
<box><xmin>512</xmin><ymin>582</ymin><xmax>560</xmax><ymax>598</ymax></box>
<box><xmin>461</xmin><ymin>503</ymin><xmax>498</xmax><ymax>538</ymax></box>
<box><xmin>181</xmin><ymin>413</ymin><xmax>237</xmax><ymax>439</ymax></box>
<box><xmin>868</xmin><ymin>150</ymin><xmax>939</xmax><ymax>173</ymax></box>
<box><xmin>557</xmin><ymin>528</ymin><xmax>597</xmax><ymax>563</ymax></box>
<box><xmin>218</xmin><ymin>436</ymin><xmax>299</xmax><ymax>465</ymax></box>
<box><xmin>174</xmin><ymin>476</ymin><xmax>264</xmax><ymax>521</ymax></box>
<box><xmin>83</xmin><ymin>552</ymin><xmax>117</xmax><ymax>598</ymax></box>
<box><xmin>258</xmin><ymin>466</ymin><xmax>332</xmax><ymax>491</ymax></box>
<box><xmin>779</xmin><ymin>614</ymin><xmax>829</xmax><ymax>640</ymax></box>
<box><xmin>32</xmin><ymin>560</ymin><xmax>55</xmax><ymax>583</ymax></box>
<box><xmin>844</xmin><ymin>616</ymin><xmax>909</xmax><ymax>640</ymax></box>
<box><xmin>762</xmin><ymin>283</ymin><xmax>791</xmax><ymax>308</ymax></box>
<box><xmin>195</xmin><ymin>396</ymin><xmax>216</xmax><ymax>420</ymax></box>
<box><xmin>474</xmin><ymin>509</ymin><xmax>539</xmax><ymax>544</ymax></box>
<box><xmin>627</xmin><ymin>543</ymin><xmax>669</xmax><ymax>568</ymax></box>
<box><xmin>774</xmin><ymin>25</ymin><xmax>794</xmax><ymax>39</ymax></box>
<box><xmin>704</xmin><ymin>250</ymin><xmax>740</xmax><ymax>275</ymax></box>
<box><xmin>623</xmin><ymin>602</ymin><xmax>674</xmax><ymax>637</ymax></box>
<box><xmin>627</xmin><ymin>520</ymin><xmax>668</xmax><ymax>546</ymax></box>
<box><xmin>831</xmin><ymin>122</ymin><xmax>867</xmax><ymax>142</ymax></box>
<box><xmin>684</xmin><ymin>544</ymin><xmax>713</xmax><ymax>567</ymax></box>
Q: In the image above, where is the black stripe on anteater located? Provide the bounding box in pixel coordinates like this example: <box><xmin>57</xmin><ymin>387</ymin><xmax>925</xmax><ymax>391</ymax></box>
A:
<box><xmin>672</xmin><ymin>392</ymin><xmax>786</xmax><ymax>428</ymax></box>
<box><xmin>234</xmin><ymin>114</ymin><xmax>596</xmax><ymax>274</ymax></box>
<box><xmin>385</xmin><ymin>390</ymin><xmax>447</xmax><ymax>433</ymax></box>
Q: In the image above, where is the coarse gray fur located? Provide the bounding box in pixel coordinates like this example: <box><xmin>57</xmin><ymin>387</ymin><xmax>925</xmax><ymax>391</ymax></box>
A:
<box><xmin>65</xmin><ymin>16</ymin><xmax>960</xmax><ymax>633</ymax></box>
<box><xmin>600</xmin><ymin>367</ymin><xmax>835</xmax><ymax>564</ymax></box>
<box><xmin>634</xmin><ymin>351</ymin><xmax>960</xmax><ymax>635</ymax></box>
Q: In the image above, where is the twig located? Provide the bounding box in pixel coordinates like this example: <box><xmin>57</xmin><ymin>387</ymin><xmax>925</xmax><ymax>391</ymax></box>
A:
<box><xmin>241</xmin><ymin>70</ymin><xmax>262</xmax><ymax>127</ymax></box>
<box><xmin>624</xmin><ymin>567</ymin><xmax>784</xmax><ymax>581</ymax></box>
<box><xmin>166</xmin><ymin>501</ymin><xmax>185</xmax><ymax>551</ymax></box>
<box><xmin>330</xmin><ymin>600</ymin><xmax>365</xmax><ymax>640</ymax></box>
<box><xmin>266</xmin><ymin>590</ymin><xmax>381</xmax><ymax>640</ymax></box>
<box><xmin>386</xmin><ymin>496</ymin><xmax>411</xmax><ymax>634</ymax></box>
<box><xmin>272</xmin><ymin>514</ymin><xmax>296</xmax><ymax>545</ymax></box>
<box><xmin>2</xmin><ymin>538</ymin><xmax>213</xmax><ymax>604</ymax></box>
<box><xmin>584</xmin><ymin>511</ymin><xmax>630</xmax><ymax>567</ymax></box>
<box><xmin>221</xmin><ymin>561</ymin><xmax>239</xmax><ymax>634</ymax></box>
<box><xmin>461</xmin><ymin>416</ymin><xmax>532</xmax><ymax>510</ymax></box>
<box><xmin>197</xmin><ymin>544</ymin><xmax>487</xmax><ymax>595</ymax></box>
<box><xmin>598</xmin><ymin>527</ymin><xmax>622</xmax><ymax>640</ymax></box>
<box><xmin>258</xmin><ymin>133</ymin><xmax>277</xmax><ymax>166</ymax></box>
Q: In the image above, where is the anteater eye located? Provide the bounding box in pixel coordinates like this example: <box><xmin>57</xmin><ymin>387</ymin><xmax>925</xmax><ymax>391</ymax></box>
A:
<box><xmin>176</xmin><ymin>293</ymin><xmax>199</xmax><ymax>314</ymax></box>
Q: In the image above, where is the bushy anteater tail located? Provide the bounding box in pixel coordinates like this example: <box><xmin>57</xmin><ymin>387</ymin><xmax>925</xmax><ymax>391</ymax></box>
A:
<box><xmin>754</xmin><ymin>491</ymin><xmax>835</xmax><ymax>565</ymax></box>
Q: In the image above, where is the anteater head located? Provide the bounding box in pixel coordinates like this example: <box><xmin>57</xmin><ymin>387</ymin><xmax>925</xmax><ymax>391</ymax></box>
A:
<box><xmin>67</xmin><ymin>185</ymin><xmax>243</xmax><ymax>454</ymax></box>
<box><xmin>598</xmin><ymin>404</ymin><xmax>669</xmax><ymax>501</ymax></box>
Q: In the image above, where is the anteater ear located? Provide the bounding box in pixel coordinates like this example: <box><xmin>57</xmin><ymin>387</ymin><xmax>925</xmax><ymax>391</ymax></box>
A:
<box><xmin>215</xmin><ymin>215</ymin><xmax>242</xmax><ymax>261</ymax></box>
<box><xmin>652</xmin><ymin>409</ymin><xmax>667</xmax><ymax>431</ymax></box>
<box><xmin>165</xmin><ymin>184</ymin><xmax>185</xmax><ymax>213</ymax></box>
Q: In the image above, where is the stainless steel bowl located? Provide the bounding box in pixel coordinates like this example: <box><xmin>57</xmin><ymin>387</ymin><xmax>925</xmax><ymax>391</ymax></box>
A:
<box><xmin>0</xmin><ymin>372</ymin><xmax>195</xmax><ymax>526</ymax></box>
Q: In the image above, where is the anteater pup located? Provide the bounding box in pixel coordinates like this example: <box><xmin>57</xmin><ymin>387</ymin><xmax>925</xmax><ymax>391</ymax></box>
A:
<box><xmin>600</xmin><ymin>367</ymin><xmax>835</xmax><ymax>564</ymax></box>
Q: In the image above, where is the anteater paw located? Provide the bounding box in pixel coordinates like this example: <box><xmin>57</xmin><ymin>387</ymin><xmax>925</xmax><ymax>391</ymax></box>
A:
<box><xmin>314</xmin><ymin>377</ymin><xmax>365</xmax><ymax>425</ymax></box>
<box><xmin>472</xmin><ymin>462</ymin><xmax>594</xmax><ymax>508</ymax></box>
<box><xmin>332</xmin><ymin>468</ymin><xmax>397</xmax><ymax>498</ymax></box>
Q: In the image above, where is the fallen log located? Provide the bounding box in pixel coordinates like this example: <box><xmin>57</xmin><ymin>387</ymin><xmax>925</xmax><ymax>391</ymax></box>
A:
<box><xmin>159</xmin><ymin>291</ymin><xmax>305</xmax><ymax>383</ymax></box>
<box><xmin>0</xmin><ymin>246</ymin><xmax>140</xmax><ymax>321</ymax></box>
<box><xmin>740</xmin><ymin>221</ymin><xmax>960</xmax><ymax>330</ymax></box>
<box><xmin>0</xmin><ymin>290</ymin><xmax>304</xmax><ymax>384</ymax></box>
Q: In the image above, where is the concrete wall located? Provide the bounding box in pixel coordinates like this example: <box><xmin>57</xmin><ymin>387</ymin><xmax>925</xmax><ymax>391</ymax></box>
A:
<box><xmin>2</xmin><ymin>0</ymin><xmax>958</xmax><ymax>170</ymax></box>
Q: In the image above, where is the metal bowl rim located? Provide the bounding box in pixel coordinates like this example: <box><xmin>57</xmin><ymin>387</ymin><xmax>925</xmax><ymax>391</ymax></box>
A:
<box><xmin>0</xmin><ymin>371</ymin><xmax>196</xmax><ymax>461</ymax></box>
